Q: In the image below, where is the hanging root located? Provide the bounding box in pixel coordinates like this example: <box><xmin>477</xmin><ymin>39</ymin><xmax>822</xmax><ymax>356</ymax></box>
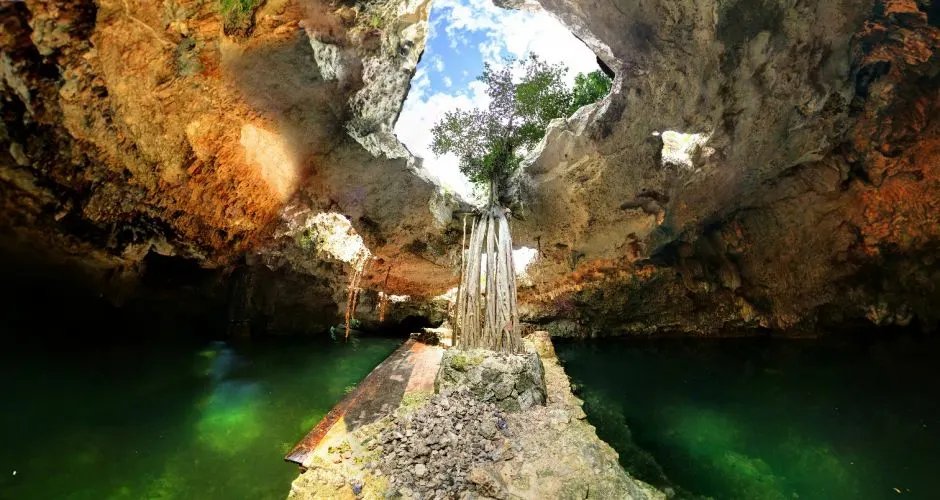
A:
<box><xmin>454</xmin><ymin>214</ymin><xmax>469</xmax><ymax>347</ymax></box>
<box><xmin>345</xmin><ymin>252</ymin><xmax>370</xmax><ymax>339</ymax></box>
<box><xmin>455</xmin><ymin>207</ymin><xmax>521</xmax><ymax>353</ymax></box>
<box><xmin>378</xmin><ymin>292</ymin><xmax>389</xmax><ymax>323</ymax></box>
<box><xmin>377</xmin><ymin>266</ymin><xmax>392</xmax><ymax>323</ymax></box>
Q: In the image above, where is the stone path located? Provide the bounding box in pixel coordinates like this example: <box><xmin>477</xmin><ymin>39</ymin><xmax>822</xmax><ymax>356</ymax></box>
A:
<box><xmin>285</xmin><ymin>339</ymin><xmax>444</xmax><ymax>467</ymax></box>
<box><xmin>286</xmin><ymin>332</ymin><xmax>665</xmax><ymax>499</ymax></box>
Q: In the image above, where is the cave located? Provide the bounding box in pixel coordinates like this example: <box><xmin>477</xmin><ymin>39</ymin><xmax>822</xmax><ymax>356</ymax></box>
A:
<box><xmin>1</xmin><ymin>0</ymin><xmax>939</xmax><ymax>498</ymax></box>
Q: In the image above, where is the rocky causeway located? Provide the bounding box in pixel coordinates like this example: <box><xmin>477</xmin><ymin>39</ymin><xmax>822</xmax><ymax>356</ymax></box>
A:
<box><xmin>287</xmin><ymin>332</ymin><xmax>664</xmax><ymax>499</ymax></box>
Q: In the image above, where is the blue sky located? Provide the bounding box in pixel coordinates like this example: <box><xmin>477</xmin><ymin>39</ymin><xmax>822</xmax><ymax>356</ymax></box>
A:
<box><xmin>394</xmin><ymin>0</ymin><xmax>600</xmax><ymax>201</ymax></box>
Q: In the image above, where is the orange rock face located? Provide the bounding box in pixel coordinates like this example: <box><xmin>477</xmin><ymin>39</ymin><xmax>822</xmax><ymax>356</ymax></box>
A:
<box><xmin>849</xmin><ymin>4</ymin><xmax>940</xmax><ymax>256</ymax></box>
<box><xmin>2</xmin><ymin>0</ymin><xmax>938</xmax><ymax>336</ymax></box>
<box><xmin>1</xmin><ymin>0</ymin><xmax>454</xmax><ymax>333</ymax></box>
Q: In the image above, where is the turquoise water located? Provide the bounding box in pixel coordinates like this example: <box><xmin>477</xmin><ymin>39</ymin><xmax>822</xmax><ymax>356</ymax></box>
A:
<box><xmin>556</xmin><ymin>335</ymin><xmax>940</xmax><ymax>500</ymax></box>
<box><xmin>0</xmin><ymin>335</ymin><xmax>401</xmax><ymax>500</ymax></box>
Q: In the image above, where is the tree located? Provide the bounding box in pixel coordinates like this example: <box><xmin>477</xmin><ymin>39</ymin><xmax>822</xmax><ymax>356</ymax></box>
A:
<box><xmin>569</xmin><ymin>70</ymin><xmax>613</xmax><ymax>115</ymax></box>
<box><xmin>431</xmin><ymin>55</ymin><xmax>610</xmax><ymax>353</ymax></box>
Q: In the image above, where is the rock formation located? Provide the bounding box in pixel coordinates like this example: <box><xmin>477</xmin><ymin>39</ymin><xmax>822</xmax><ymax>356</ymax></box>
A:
<box><xmin>436</xmin><ymin>349</ymin><xmax>547</xmax><ymax>411</ymax></box>
<box><xmin>514</xmin><ymin>0</ymin><xmax>940</xmax><ymax>336</ymax></box>
<box><xmin>1</xmin><ymin>0</ymin><xmax>461</xmax><ymax>334</ymax></box>
<box><xmin>2</xmin><ymin>0</ymin><xmax>937</xmax><ymax>337</ymax></box>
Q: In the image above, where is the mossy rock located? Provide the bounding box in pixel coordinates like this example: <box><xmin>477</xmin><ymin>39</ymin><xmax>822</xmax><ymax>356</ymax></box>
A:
<box><xmin>448</xmin><ymin>351</ymin><xmax>484</xmax><ymax>372</ymax></box>
<box><xmin>219</xmin><ymin>0</ymin><xmax>263</xmax><ymax>37</ymax></box>
<box><xmin>436</xmin><ymin>349</ymin><xmax>546</xmax><ymax>412</ymax></box>
<box><xmin>399</xmin><ymin>391</ymin><xmax>433</xmax><ymax>414</ymax></box>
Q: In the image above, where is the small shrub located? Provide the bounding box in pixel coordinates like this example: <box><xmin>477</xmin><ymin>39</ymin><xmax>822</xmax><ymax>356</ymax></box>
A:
<box><xmin>367</xmin><ymin>13</ymin><xmax>384</xmax><ymax>29</ymax></box>
<box><xmin>219</xmin><ymin>0</ymin><xmax>262</xmax><ymax>37</ymax></box>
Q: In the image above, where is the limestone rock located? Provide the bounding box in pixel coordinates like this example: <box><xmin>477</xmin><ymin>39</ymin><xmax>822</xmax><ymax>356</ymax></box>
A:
<box><xmin>515</xmin><ymin>0</ymin><xmax>940</xmax><ymax>337</ymax></box>
<box><xmin>436</xmin><ymin>349</ymin><xmax>547</xmax><ymax>412</ymax></box>
<box><xmin>307</xmin><ymin>38</ymin><xmax>356</xmax><ymax>84</ymax></box>
<box><xmin>468</xmin><ymin>466</ymin><xmax>508</xmax><ymax>499</ymax></box>
<box><xmin>0</xmin><ymin>0</ymin><xmax>458</xmax><ymax>333</ymax></box>
<box><xmin>2</xmin><ymin>0</ymin><xmax>939</xmax><ymax>339</ymax></box>
<box><xmin>491</xmin><ymin>0</ymin><xmax>542</xmax><ymax>12</ymax></box>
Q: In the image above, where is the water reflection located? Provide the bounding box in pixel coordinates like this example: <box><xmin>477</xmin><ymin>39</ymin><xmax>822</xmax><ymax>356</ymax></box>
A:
<box><xmin>557</xmin><ymin>335</ymin><xmax>940</xmax><ymax>500</ymax></box>
<box><xmin>1</xmin><ymin>336</ymin><xmax>402</xmax><ymax>499</ymax></box>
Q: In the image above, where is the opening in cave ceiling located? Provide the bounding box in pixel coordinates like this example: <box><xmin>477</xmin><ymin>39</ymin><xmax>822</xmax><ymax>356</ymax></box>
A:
<box><xmin>394</xmin><ymin>0</ymin><xmax>606</xmax><ymax>204</ymax></box>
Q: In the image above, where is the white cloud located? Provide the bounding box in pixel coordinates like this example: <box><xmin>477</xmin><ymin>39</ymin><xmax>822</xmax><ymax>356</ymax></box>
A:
<box><xmin>408</xmin><ymin>67</ymin><xmax>431</xmax><ymax>100</ymax></box>
<box><xmin>432</xmin><ymin>55</ymin><xmax>445</xmax><ymax>73</ymax></box>
<box><xmin>434</xmin><ymin>0</ymin><xmax>597</xmax><ymax>81</ymax></box>
<box><xmin>478</xmin><ymin>38</ymin><xmax>503</xmax><ymax>66</ymax></box>
<box><xmin>437</xmin><ymin>0</ymin><xmax>500</xmax><ymax>34</ymax></box>
<box><xmin>443</xmin><ymin>76</ymin><xmax>453</xmax><ymax>87</ymax></box>
<box><xmin>449</xmin><ymin>32</ymin><xmax>470</xmax><ymax>50</ymax></box>
<box><xmin>395</xmin><ymin>83</ymin><xmax>489</xmax><ymax>200</ymax></box>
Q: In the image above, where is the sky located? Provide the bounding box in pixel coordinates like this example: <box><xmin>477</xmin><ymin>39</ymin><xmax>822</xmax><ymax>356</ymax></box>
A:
<box><xmin>394</xmin><ymin>0</ymin><xmax>600</xmax><ymax>201</ymax></box>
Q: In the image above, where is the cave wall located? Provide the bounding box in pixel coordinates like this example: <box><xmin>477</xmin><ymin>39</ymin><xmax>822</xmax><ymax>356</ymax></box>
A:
<box><xmin>518</xmin><ymin>0</ymin><xmax>940</xmax><ymax>336</ymax></box>
<box><xmin>2</xmin><ymin>0</ymin><xmax>937</xmax><ymax>338</ymax></box>
<box><xmin>0</xmin><ymin>0</ymin><xmax>463</xmax><ymax>335</ymax></box>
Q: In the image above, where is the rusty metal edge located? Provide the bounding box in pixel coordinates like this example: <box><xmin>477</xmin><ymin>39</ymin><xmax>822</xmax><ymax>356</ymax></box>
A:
<box><xmin>284</xmin><ymin>338</ymin><xmax>417</xmax><ymax>466</ymax></box>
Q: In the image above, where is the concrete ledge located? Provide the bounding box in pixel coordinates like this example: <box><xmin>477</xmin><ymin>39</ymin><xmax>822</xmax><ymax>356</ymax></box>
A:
<box><xmin>285</xmin><ymin>339</ymin><xmax>444</xmax><ymax>467</ymax></box>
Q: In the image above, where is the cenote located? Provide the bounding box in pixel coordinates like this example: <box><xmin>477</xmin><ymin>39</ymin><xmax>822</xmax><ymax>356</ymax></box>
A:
<box><xmin>2</xmin><ymin>0</ymin><xmax>940</xmax><ymax>498</ymax></box>
<box><xmin>0</xmin><ymin>334</ymin><xmax>401</xmax><ymax>499</ymax></box>
<box><xmin>556</xmin><ymin>332</ymin><xmax>940</xmax><ymax>500</ymax></box>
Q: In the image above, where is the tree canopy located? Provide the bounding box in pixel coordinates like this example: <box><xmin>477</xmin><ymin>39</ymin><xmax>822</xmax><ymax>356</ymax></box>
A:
<box><xmin>570</xmin><ymin>70</ymin><xmax>613</xmax><ymax>113</ymax></box>
<box><xmin>430</xmin><ymin>55</ymin><xmax>611</xmax><ymax>205</ymax></box>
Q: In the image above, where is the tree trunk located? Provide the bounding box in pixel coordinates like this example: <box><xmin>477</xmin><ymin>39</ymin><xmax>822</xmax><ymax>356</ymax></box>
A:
<box><xmin>455</xmin><ymin>195</ymin><xmax>521</xmax><ymax>353</ymax></box>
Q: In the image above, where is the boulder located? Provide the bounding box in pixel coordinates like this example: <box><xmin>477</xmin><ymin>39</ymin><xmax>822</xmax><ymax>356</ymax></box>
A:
<box><xmin>436</xmin><ymin>349</ymin><xmax>547</xmax><ymax>412</ymax></box>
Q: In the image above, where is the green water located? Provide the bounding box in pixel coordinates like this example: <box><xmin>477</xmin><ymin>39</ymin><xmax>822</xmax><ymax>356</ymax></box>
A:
<box><xmin>556</xmin><ymin>335</ymin><xmax>940</xmax><ymax>500</ymax></box>
<box><xmin>0</xmin><ymin>335</ymin><xmax>401</xmax><ymax>500</ymax></box>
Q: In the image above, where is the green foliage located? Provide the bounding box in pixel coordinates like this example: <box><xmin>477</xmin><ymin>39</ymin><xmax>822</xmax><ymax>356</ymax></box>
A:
<box><xmin>367</xmin><ymin>12</ymin><xmax>385</xmax><ymax>29</ymax></box>
<box><xmin>569</xmin><ymin>70</ymin><xmax>613</xmax><ymax>114</ymax></box>
<box><xmin>219</xmin><ymin>0</ymin><xmax>262</xmax><ymax>34</ymax></box>
<box><xmin>514</xmin><ymin>58</ymin><xmax>573</xmax><ymax>142</ymax></box>
<box><xmin>430</xmin><ymin>55</ymin><xmax>612</xmax><ymax>204</ymax></box>
<box><xmin>294</xmin><ymin>229</ymin><xmax>317</xmax><ymax>252</ymax></box>
<box><xmin>450</xmin><ymin>353</ymin><xmax>470</xmax><ymax>371</ymax></box>
<box><xmin>399</xmin><ymin>391</ymin><xmax>433</xmax><ymax>412</ymax></box>
<box><xmin>327</xmin><ymin>441</ymin><xmax>352</xmax><ymax>455</ymax></box>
